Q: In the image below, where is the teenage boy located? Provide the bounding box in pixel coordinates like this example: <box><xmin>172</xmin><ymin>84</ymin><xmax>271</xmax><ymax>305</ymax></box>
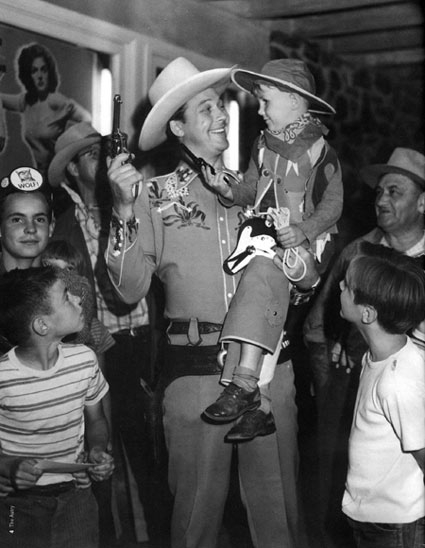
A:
<box><xmin>0</xmin><ymin>266</ymin><xmax>114</xmax><ymax>548</ymax></box>
<box><xmin>339</xmin><ymin>244</ymin><xmax>425</xmax><ymax>548</ymax></box>
<box><xmin>0</xmin><ymin>166</ymin><xmax>54</xmax><ymax>273</ymax></box>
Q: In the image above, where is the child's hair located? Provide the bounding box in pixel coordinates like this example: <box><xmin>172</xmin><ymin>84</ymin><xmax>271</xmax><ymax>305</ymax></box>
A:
<box><xmin>252</xmin><ymin>81</ymin><xmax>310</xmax><ymax>110</ymax></box>
<box><xmin>41</xmin><ymin>239</ymin><xmax>85</xmax><ymax>275</ymax></box>
<box><xmin>0</xmin><ymin>266</ymin><xmax>59</xmax><ymax>346</ymax></box>
<box><xmin>345</xmin><ymin>243</ymin><xmax>425</xmax><ymax>334</ymax></box>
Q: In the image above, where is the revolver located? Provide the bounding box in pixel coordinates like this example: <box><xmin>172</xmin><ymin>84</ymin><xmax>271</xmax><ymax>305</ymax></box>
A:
<box><xmin>111</xmin><ymin>94</ymin><xmax>128</xmax><ymax>157</ymax></box>
<box><xmin>110</xmin><ymin>94</ymin><xmax>140</xmax><ymax>197</ymax></box>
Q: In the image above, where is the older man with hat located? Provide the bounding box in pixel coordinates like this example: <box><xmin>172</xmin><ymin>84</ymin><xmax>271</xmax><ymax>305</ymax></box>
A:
<box><xmin>105</xmin><ymin>56</ymin><xmax>308</xmax><ymax>548</ymax></box>
<box><xmin>47</xmin><ymin>121</ymin><xmax>155</xmax><ymax>545</ymax></box>
<box><xmin>303</xmin><ymin>147</ymin><xmax>425</xmax><ymax>545</ymax></box>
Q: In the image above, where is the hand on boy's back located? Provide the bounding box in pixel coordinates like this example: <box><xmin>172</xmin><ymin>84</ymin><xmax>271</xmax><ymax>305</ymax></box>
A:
<box><xmin>87</xmin><ymin>447</ymin><xmax>114</xmax><ymax>482</ymax></box>
<box><xmin>276</xmin><ymin>225</ymin><xmax>306</xmax><ymax>248</ymax></box>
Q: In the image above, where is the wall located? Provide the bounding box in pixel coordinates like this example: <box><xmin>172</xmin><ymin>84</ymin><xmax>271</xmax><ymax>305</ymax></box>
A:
<box><xmin>43</xmin><ymin>0</ymin><xmax>270</xmax><ymax>69</ymax></box>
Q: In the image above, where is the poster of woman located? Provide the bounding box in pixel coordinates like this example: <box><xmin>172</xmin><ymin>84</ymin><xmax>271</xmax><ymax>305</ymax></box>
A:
<box><xmin>0</xmin><ymin>24</ymin><xmax>95</xmax><ymax>178</ymax></box>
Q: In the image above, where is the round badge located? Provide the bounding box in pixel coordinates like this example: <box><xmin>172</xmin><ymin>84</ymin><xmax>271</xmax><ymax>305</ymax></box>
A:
<box><xmin>9</xmin><ymin>167</ymin><xmax>44</xmax><ymax>192</ymax></box>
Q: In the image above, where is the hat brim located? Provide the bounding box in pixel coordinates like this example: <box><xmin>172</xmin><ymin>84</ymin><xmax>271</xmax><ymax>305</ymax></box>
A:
<box><xmin>139</xmin><ymin>67</ymin><xmax>233</xmax><ymax>151</ymax></box>
<box><xmin>361</xmin><ymin>164</ymin><xmax>425</xmax><ymax>189</ymax></box>
<box><xmin>231</xmin><ymin>69</ymin><xmax>336</xmax><ymax>115</ymax></box>
<box><xmin>48</xmin><ymin>135</ymin><xmax>101</xmax><ymax>187</ymax></box>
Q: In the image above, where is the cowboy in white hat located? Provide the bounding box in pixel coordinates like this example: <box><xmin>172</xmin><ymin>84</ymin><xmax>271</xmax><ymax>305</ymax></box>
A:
<box><xmin>106</xmin><ymin>56</ymin><xmax>308</xmax><ymax>548</ymax></box>
<box><xmin>303</xmin><ymin>146</ymin><xmax>425</xmax><ymax>536</ymax></box>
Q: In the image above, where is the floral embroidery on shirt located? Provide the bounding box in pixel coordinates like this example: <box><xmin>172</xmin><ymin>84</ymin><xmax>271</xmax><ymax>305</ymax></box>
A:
<box><xmin>148</xmin><ymin>167</ymin><xmax>212</xmax><ymax>230</ymax></box>
<box><xmin>162</xmin><ymin>199</ymin><xmax>210</xmax><ymax>229</ymax></box>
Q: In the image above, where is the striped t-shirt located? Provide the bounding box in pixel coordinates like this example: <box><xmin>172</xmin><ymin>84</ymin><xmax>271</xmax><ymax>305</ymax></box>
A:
<box><xmin>0</xmin><ymin>343</ymin><xmax>108</xmax><ymax>485</ymax></box>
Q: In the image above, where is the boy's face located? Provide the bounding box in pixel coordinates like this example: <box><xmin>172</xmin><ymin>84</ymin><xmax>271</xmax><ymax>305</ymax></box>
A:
<box><xmin>45</xmin><ymin>279</ymin><xmax>84</xmax><ymax>338</ymax></box>
<box><xmin>339</xmin><ymin>275</ymin><xmax>362</xmax><ymax>324</ymax></box>
<box><xmin>255</xmin><ymin>84</ymin><xmax>298</xmax><ymax>133</ymax></box>
<box><xmin>174</xmin><ymin>88</ymin><xmax>229</xmax><ymax>162</ymax></box>
<box><xmin>0</xmin><ymin>193</ymin><xmax>53</xmax><ymax>265</ymax></box>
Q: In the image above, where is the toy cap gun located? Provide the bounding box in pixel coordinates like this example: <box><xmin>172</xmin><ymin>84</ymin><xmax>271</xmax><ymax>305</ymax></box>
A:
<box><xmin>181</xmin><ymin>143</ymin><xmax>241</xmax><ymax>185</ymax></box>
<box><xmin>111</xmin><ymin>94</ymin><xmax>128</xmax><ymax>156</ymax></box>
<box><xmin>111</xmin><ymin>94</ymin><xmax>140</xmax><ymax>197</ymax></box>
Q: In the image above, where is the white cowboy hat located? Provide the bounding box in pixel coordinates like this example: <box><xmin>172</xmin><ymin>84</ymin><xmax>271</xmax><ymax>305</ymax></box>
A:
<box><xmin>48</xmin><ymin>122</ymin><xmax>101</xmax><ymax>187</ymax></box>
<box><xmin>361</xmin><ymin>147</ymin><xmax>425</xmax><ymax>189</ymax></box>
<box><xmin>139</xmin><ymin>57</ymin><xmax>233</xmax><ymax>151</ymax></box>
<box><xmin>232</xmin><ymin>59</ymin><xmax>335</xmax><ymax>115</ymax></box>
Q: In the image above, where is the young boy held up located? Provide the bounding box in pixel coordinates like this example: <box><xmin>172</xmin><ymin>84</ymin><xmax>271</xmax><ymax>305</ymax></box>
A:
<box><xmin>202</xmin><ymin>59</ymin><xmax>342</xmax><ymax>441</ymax></box>
<box><xmin>0</xmin><ymin>266</ymin><xmax>114</xmax><ymax>548</ymax></box>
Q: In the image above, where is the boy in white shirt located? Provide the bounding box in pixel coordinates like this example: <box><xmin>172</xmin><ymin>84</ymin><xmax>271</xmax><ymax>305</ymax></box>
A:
<box><xmin>339</xmin><ymin>244</ymin><xmax>425</xmax><ymax>548</ymax></box>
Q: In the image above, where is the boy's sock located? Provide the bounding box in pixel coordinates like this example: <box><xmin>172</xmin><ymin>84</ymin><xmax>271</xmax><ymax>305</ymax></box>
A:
<box><xmin>258</xmin><ymin>385</ymin><xmax>272</xmax><ymax>415</ymax></box>
<box><xmin>232</xmin><ymin>366</ymin><xmax>260</xmax><ymax>392</ymax></box>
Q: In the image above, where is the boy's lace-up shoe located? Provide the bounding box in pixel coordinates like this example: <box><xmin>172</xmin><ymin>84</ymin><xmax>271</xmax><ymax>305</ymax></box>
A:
<box><xmin>225</xmin><ymin>410</ymin><xmax>276</xmax><ymax>442</ymax></box>
<box><xmin>202</xmin><ymin>382</ymin><xmax>260</xmax><ymax>423</ymax></box>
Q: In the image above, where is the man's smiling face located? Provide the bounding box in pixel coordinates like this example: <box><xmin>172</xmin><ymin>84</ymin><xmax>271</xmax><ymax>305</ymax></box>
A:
<box><xmin>176</xmin><ymin>88</ymin><xmax>229</xmax><ymax>163</ymax></box>
<box><xmin>375</xmin><ymin>173</ymin><xmax>424</xmax><ymax>235</ymax></box>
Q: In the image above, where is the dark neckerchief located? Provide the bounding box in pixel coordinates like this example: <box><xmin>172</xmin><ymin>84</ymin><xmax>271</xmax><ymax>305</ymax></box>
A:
<box><xmin>262</xmin><ymin>113</ymin><xmax>328</xmax><ymax>162</ymax></box>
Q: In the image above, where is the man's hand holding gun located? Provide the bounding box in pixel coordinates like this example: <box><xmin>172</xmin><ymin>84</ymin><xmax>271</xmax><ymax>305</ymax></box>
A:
<box><xmin>108</xmin><ymin>94</ymin><xmax>143</xmax><ymax>220</ymax></box>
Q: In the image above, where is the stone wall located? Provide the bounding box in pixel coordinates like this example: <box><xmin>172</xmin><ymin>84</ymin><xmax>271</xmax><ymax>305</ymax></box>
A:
<box><xmin>270</xmin><ymin>31</ymin><xmax>424</xmax><ymax>236</ymax></box>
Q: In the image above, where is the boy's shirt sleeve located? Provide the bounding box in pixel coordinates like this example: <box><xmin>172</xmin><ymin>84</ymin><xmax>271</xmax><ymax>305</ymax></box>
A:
<box><xmin>297</xmin><ymin>144</ymin><xmax>344</xmax><ymax>244</ymax></box>
<box><xmin>85</xmin><ymin>350</ymin><xmax>109</xmax><ymax>405</ymax></box>
<box><xmin>379</xmin><ymin>354</ymin><xmax>425</xmax><ymax>452</ymax></box>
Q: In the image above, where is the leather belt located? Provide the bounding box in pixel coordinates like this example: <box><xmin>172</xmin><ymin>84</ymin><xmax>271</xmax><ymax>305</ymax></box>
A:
<box><xmin>15</xmin><ymin>481</ymin><xmax>75</xmax><ymax>497</ymax></box>
<box><xmin>113</xmin><ymin>326</ymin><xmax>150</xmax><ymax>338</ymax></box>
<box><xmin>167</xmin><ymin>321</ymin><xmax>222</xmax><ymax>335</ymax></box>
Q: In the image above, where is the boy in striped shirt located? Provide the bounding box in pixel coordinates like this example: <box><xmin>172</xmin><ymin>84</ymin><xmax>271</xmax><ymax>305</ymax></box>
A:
<box><xmin>0</xmin><ymin>266</ymin><xmax>114</xmax><ymax>548</ymax></box>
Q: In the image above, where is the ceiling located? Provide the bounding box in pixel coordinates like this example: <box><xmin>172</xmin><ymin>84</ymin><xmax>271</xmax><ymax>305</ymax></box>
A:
<box><xmin>198</xmin><ymin>0</ymin><xmax>424</xmax><ymax>70</ymax></box>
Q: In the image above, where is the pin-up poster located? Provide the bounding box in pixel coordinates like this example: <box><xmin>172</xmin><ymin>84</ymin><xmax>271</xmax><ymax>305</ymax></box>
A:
<box><xmin>0</xmin><ymin>23</ymin><xmax>95</xmax><ymax>180</ymax></box>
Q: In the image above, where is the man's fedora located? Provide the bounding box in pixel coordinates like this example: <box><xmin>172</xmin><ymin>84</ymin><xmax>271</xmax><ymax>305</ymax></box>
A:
<box><xmin>232</xmin><ymin>59</ymin><xmax>335</xmax><ymax>115</ymax></box>
<box><xmin>139</xmin><ymin>57</ymin><xmax>233</xmax><ymax>152</ymax></box>
<box><xmin>48</xmin><ymin>122</ymin><xmax>101</xmax><ymax>187</ymax></box>
<box><xmin>361</xmin><ymin>147</ymin><xmax>425</xmax><ymax>189</ymax></box>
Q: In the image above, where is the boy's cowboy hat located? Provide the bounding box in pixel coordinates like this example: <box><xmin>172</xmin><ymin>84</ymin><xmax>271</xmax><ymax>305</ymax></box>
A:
<box><xmin>361</xmin><ymin>147</ymin><xmax>425</xmax><ymax>189</ymax></box>
<box><xmin>48</xmin><ymin>122</ymin><xmax>101</xmax><ymax>187</ymax></box>
<box><xmin>139</xmin><ymin>57</ymin><xmax>233</xmax><ymax>151</ymax></box>
<box><xmin>232</xmin><ymin>59</ymin><xmax>335</xmax><ymax>115</ymax></box>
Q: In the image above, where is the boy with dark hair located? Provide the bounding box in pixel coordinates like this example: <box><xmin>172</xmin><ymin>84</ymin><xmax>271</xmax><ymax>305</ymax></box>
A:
<box><xmin>0</xmin><ymin>166</ymin><xmax>54</xmax><ymax>274</ymax></box>
<box><xmin>339</xmin><ymin>245</ymin><xmax>425</xmax><ymax>548</ymax></box>
<box><xmin>0</xmin><ymin>266</ymin><xmax>114</xmax><ymax>548</ymax></box>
